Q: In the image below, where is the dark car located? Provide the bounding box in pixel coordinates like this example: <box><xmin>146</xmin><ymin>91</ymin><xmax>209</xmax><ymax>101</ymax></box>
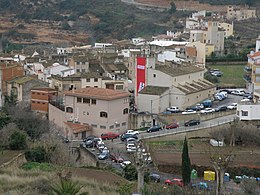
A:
<box><xmin>166</xmin><ymin>123</ymin><xmax>179</xmax><ymax>129</ymax></box>
<box><xmin>121</xmin><ymin>133</ymin><xmax>138</xmax><ymax>141</ymax></box>
<box><xmin>215</xmin><ymin>106</ymin><xmax>227</xmax><ymax>112</ymax></box>
<box><xmin>147</xmin><ymin>125</ymin><xmax>162</xmax><ymax>133</ymax></box>
<box><xmin>101</xmin><ymin>132</ymin><xmax>120</xmax><ymax>140</ymax></box>
<box><xmin>82</xmin><ymin>136</ymin><xmax>97</xmax><ymax>148</ymax></box>
<box><xmin>184</xmin><ymin>120</ymin><xmax>200</xmax><ymax>126</ymax></box>
<box><xmin>149</xmin><ymin>173</ymin><xmax>161</xmax><ymax>183</ymax></box>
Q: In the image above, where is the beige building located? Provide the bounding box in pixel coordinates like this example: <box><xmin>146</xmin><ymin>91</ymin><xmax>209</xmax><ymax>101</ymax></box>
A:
<box><xmin>190</xmin><ymin>21</ymin><xmax>225</xmax><ymax>55</ymax></box>
<box><xmin>219</xmin><ymin>22</ymin><xmax>234</xmax><ymax>38</ymax></box>
<box><xmin>205</xmin><ymin>44</ymin><xmax>215</xmax><ymax>57</ymax></box>
<box><xmin>63</xmin><ymin>87</ymin><xmax>130</xmax><ymax>136</ymax></box>
<box><xmin>244</xmin><ymin>36</ymin><xmax>260</xmax><ymax>92</ymax></box>
<box><xmin>227</xmin><ymin>5</ymin><xmax>257</xmax><ymax>21</ymax></box>
<box><xmin>186</xmin><ymin>41</ymin><xmax>206</xmax><ymax>68</ymax></box>
<box><xmin>137</xmin><ymin>63</ymin><xmax>216</xmax><ymax>112</ymax></box>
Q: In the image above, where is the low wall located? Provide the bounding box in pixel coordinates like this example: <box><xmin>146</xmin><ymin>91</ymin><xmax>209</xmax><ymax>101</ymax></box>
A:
<box><xmin>159</xmin><ymin>110</ymin><xmax>235</xmax><ymax>125</ymax></box>
<box><xmin>77</xmin><ymin>147</ymin><xmax>98</xmax><ymax>167</ymax></box>
<box><xmin>0</xmin><ymin>153</ymin><xmax>27</xmax><ymax>169</ymax></box>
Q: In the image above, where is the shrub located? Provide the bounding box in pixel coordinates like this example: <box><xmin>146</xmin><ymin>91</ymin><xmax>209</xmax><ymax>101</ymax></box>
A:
<box><xmin>9</xmin><ymin>131</ymin><xmax>27</xmax><ymax>150</ymax></box>
<box><xmin>25</xmin><ymin>146</ymin><xmax>50</xmax><ymax>163</ymax></box>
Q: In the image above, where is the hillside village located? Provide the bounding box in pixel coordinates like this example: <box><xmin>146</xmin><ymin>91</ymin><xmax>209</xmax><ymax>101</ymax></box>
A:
<box><xmin>0</xmin><ymin>1</ymin><xmax>260</xmax><ymax>195</ymax></box>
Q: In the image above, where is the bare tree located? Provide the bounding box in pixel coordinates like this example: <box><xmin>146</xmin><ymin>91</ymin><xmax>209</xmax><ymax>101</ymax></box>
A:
<box><xmin>209</xmin><ymin>148</ymin><xmax>234</xmax><ymax>195</ymax></box>
<box><xmin>0</xmin><ymin>123</ymin><xmax>20</xmax><ymax>147</ymax></box>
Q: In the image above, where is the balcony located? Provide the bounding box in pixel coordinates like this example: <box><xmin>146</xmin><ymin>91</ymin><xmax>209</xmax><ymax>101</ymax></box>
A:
<box><xmin>243</xmin><ymin>74</ymin><xmax>251</xmax><ymax>83</ymax></box>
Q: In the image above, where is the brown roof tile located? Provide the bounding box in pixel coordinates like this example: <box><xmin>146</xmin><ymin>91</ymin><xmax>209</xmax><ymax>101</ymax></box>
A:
<box><xmin>64</xmin><ymin>122</ymin><xmax>91</xmax><ymax>133</ymax></box>
<box><xmin>64</xmin><ymin>87</ymin><xmax>129</xmax><ymax>100</ymax></box>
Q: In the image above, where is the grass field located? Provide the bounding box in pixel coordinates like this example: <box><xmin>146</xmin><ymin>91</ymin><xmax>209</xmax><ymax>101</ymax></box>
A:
<box><xmin>208</xmin><ymin>64</ymin><xmax>246</xmax><ymax>88</ymax></box>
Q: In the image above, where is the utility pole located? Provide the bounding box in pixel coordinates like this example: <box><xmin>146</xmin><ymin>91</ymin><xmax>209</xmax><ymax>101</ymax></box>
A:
<box><xmin>134</xmin><ymin>141</ymin><xmax>150</xmax><ymax>194</ymax></box>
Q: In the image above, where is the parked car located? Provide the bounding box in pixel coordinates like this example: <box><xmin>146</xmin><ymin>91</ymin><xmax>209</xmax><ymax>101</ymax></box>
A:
<box><xmin>101</xmin><ymin>132</ymin><xmax>120</xmax><ymax>140</ymax></box>
<box><xmin>211</xmin><ymin>71</ymin><xmax>223</xmax><ymax>77</ymax></box>
<box><xmin>166</xmin><ymin>106</ymin><xmax>180</xmax><ymax>113</ymax></box>
<box><xmin>149</xmin><ymin>173</ymin><xmax>161</xmax><ymax>183</ymax></box>
<box><xmin>82</xmin><ymin>136</ymin><xmax>97</xmax><ymax>148</ymax></box>
<box><xmin>227</xmin><ymin>103</ymin><xmax>237</xmax><ymax>110</ymax></box>
<box><xmin>184</xmin><ymin>119</ymin><xmax>200</xmax><ymax>126</ymax></box>
<box><xmin>96</xmin><ymin>143</ymin><xmax>106</xmax><ymax>151</ymax></box>
<box><xmin>109</xmin><ymin>154</ymin><xmax>124</xmax><ymax>163</ymax></box>
<box><xmin>202</xmin><ymin>99</ymin><xmax>213</xmax><ymax>108</ymax></box>
<box><xmin>147</xmin><ymin>125</ymin><xmax>162</xmax><ymax>133</ymax></box>
<box><xmin>164</xmin><ymin>178</ymin><xmax>184</xmax><ymax>187</ymax></box>
<box><xmin>219</xmin><ymin>89</ymin><xmax>233</xmax><ymax>94</ymax></box>
<box><xmin>240</xmin><ymin>98</ymin><xmax>251</xmax><ymax>102</ymax></box>
<box><xmin>166</xmin><ymin>123</ymin><xmax>179</xmax><ymax>129</ymax></box>
<box><xmin>83</xmin><ymin>135</ymin><xmax>96</xmax><ymax>142</ymax></box>
<box><xmin>121</xmin><ymin>133</ymin><xmax>138</xmax><ymax>141</ymax></box>
<box><xmin>231</xmin><ymin>89</ymin><xmax>245</xmax><ymax>96</ymax></box>
<box><xmin>243</xmin><ymin>93</ymin><xmax>253</xmax><ymax>100</ymax></box>
<box><xmin>98</xmin><ymin>150</ymin><xmax>110</xmax><ymax>160</ymax></box>
<box><xmin>200</xmin><ymin>108</ymin><xmax>215</xmax><ymax>114</ymax></box>
<box><xmin>126</xmin><ymin>137</ymin><xmax>137</xmax><ymax>143</ymax></box>
<box><xmin>126</xmin><ymin>129</ymin><xmax>139</xmax><ymax>135</ymax></box>
<box><xmin>182</xmin><ymin>110</ymin><xmax>197</xmax><ymax>115</ymax></box>
<box><xmin>120</xmin><ymin>160</ymin><xmax>131</xmax><ymax>169</ymax></box>
<box><xmin>215</xmin><ymin>106</ymin><xmax>227</xmax><ymax>112</ymax></box>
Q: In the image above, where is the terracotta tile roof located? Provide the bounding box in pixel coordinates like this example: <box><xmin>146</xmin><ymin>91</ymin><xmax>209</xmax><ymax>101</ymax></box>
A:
<box><xmin>64</xmin><ymin>122</ymin><xmax>91</xmax><ymax>134</ymax></box>
<box><xmin>248</xmin><ymin>52</ymin><xmax>260</xmax><ymax>59</ymax></box>
<box><xmin>64</xmin><ymin>87</ymin><xmax>130</xmax><ymax>100</ymax></box>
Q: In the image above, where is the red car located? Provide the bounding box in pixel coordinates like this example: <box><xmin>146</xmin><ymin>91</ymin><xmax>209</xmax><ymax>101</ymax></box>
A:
<box><xmin>109</xmin><ymin>154</ymin><xmax>124</xmax><ymax>163</ymax></box>
<box><xmin>164</xmin><ymin>178</ymin><xmax>184</xmax><ymax>187</ymax></box>
<box><xmin>101</xmin><ymin>132</ymin><xmax>120</xmax><ymax>140</ymax></box>
<box><xmin>166</xmin><ymin>123</ymin><xmax>179</xmax><ymax>129</ymax></box>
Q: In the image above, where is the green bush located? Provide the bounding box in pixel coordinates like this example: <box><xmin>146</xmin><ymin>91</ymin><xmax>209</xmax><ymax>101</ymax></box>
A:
<box><xmin>9</xmin><ymin>131</ymin><xmax>27</xmax><ymax>150</ymax></box>
<box><xmin>22</xmin><ymin>162</ymin><xmax>54</xmax><ymax>172</ymax></box>
<box><xmin>25</xmin><ymin>146</ymin><xmax>50</xmax><ymax>163</ymax></box>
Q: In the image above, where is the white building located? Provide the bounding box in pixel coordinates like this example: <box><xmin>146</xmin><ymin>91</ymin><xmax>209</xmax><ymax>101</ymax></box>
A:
<box><xmin>237</xmin><ymin>102</ymin><xmax>260</xmax><ymax>121</ymax></box>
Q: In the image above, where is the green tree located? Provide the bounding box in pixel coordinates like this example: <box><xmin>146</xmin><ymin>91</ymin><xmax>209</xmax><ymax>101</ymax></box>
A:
<box><xmin>182</xmin><ymin>137</ymin><xmax>191</xmax><ymax>185</ymax></box>
<box><xmin>9</xmin><ymin>131</ymin><xmax>27</xmax><ymax>150</ymax></box>
<box><xmin>169</xmin><ymin>2</ymin><xmax>177</xmax><ymax>14</ymax></box>
<box><xmin>123</xmin><ymin>164</ymin><xmax>137</xmax><ymax>181</ymax></box>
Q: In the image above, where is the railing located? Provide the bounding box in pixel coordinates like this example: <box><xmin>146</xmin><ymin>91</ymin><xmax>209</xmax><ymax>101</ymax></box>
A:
<box><xmin>139</xmin><ymin>115</ymin><xmax>236</xmax><ymax>140</ymax></box>
<box><xmin>243</xmin><ymin>74</ymin><xmax>251</xmax><ymax>83</ymax></box>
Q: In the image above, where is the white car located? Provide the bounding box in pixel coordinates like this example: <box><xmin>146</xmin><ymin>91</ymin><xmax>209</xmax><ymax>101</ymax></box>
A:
<box><xmin>227</xmin><ymin>103</ymin><xmax>238</xmax><ymax>110</ymax></box>
<box><xmin>126</xmin><ymin>129</ymin><xmax>139</xmax><ymax>135</ymax></box>
<box><xmin>200</xmin><ymin>108</ymin><xmax>215</xmax><ymax>114</ymax></box>
<box><xmin>182</xmin><ymin>110</ymin><xmax>197</xmax><ymax>115</ymax></box>
<box><xmin>120</xmin><ymin>160</ymin><xmax>131</xmax><ymax>168</ymax></box>
<box><xmin>240</xmin><ymin>98</ymin><xmax>250</xmax><ymax>102</ymax></box>
<box><xmin>166</xmin><ymin>106</ymin><xmax>180</xmax><ymax>113</ymax></box>
<box><xmin>231</xmin><ymin>90</ymin><xmax>245</xmax><ymax>96</ymax></box>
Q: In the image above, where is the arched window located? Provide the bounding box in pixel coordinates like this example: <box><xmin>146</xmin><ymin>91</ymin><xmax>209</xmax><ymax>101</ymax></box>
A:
<box><xmin>66</xmin><ymin>107</ymin><xmax>73</xmax><ymax>113</ymax></box>
<box><xmin>123</xmin><ymin>108</ymin><xmax>129</xmax><ymax>115</ymax></box>
<box><xmin>100</xmin><ymin>112</ymin><xmax>108</xmax><ymax>118</ymax></box>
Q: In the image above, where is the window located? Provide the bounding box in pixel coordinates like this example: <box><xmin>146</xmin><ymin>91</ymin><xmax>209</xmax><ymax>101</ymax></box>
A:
<box><xmin>94</xmin><ymin>78</ymin><xmax>98</xmax><ymax>82</ymax></box>
<box><xmin>153</xmin><ymin>74</ymin><xmax>156</xmax><ymax>78</ymax></box>
<box><xmin>241</xmin><ymin>111</ymin><xmax>248</xmax><ymax>116</ymax></box>
<box><xmin>76</xmin><ymin>62</ymin><xmax>80</xmax><ymax>65</ymax></box>
<box><xmin>66</xmin><ymin>107</ymin><xmax>73</xmax><ymax>113</ymax></box>
<box><xmin>123</xmin><ymin>108</ymin><xmax>129</xmax><ymax>114</ymax></box>
<box><xmin>92</xmin><ymin>99</ymin><xmax>96</xmax><ymax>104</ymax></box>
<box><xmin>100</xmin><ymin>112</ymin><xmax>108</xmax><ymax>118</ymax></box>
<box><xmin>100</xmin><ymin>125</ymin><xmax>106</xmax><ymax>129</ymax></box>
<box><xmin>94</xmin><ymin>86</ymin><xmax>98</xmax><ymax>88</ymax></box>
<box><xmin>77</xmin><ymin>97</ymin><xmax>82</xmax><ymax>103</ymax></box>
<box><xmin>116</xmin><ymin>123</ymin><xmax>120</xmax><ymax>128</ymax></box>
<box><xmin>32</xmin><ymin>92</ymin><xmax>35</xmax><ymax>95</ymax></box>
<box><xmin>82</xmin><ymin>69</ymin><xmax>85</xmax><ymax>72</ymax></box>
<box><xmin>124</xmin><ymin>98</ymin><xmax>128</xmax><ymax>103</ymax></box>
<box><xmin>37</xmin><ymin>93</ymin><xmax>41</xmax><ymax>95</ymax></box>
<box><xmin>83</xmin><ymin>98</ymin><xmax>90</xmax><ymax>104</ymax></box>
<box><xmin>92</xmin><ymin>124</ymin><xmax>97</xmax><ymax>128</ymax></box>
<box><xmin>86</xmin><ymin>78</ymin><xmax>90</xmax><ymax>82</ymax></box>
<box><xmin>116</xmin><ymin>85</ymin><xmax>123</xmax><ymax>90</ymax></box>
<box><xmin>122</xmin><ymin>122</ymin><xmax>126</xmax><ymax>126</ymax></box>
<box><xmin>75</xmin><ymin>133</ymin><xmax>78</xmax><ymax>138</ymax></box>
<box><xmin>76</xmin><ymin>69</ymin><xmax>80</xmax><ymax>73</ymax></box>
<box><xmin>109</xmin><ymin>125</ymin><xmax>114</xmax><ymax>129</ymax></box>
<box><xmin>32</xmin><ymin>101</ymin><xmax>35</xmax><ymax>103</ymax></box>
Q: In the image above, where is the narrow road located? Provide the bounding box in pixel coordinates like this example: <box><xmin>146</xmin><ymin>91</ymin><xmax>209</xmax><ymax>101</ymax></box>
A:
<box><xmin>140</xmin><ymin>114</ymin><xmax>236</xmax><ymax>140</ymax></box>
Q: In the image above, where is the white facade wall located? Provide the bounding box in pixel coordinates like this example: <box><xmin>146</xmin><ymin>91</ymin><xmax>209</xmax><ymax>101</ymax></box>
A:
<box><xmin>237</xmin><ymin>103</ymin><xmax>260</xmax><ymax>120</ymax></box>
<box><xmin>64</xmin><ymin>95</ymin><xmax>129</xmax><ymax>135</ymax></box>
<box><xmin>81</xmin><ymin>78</ymin><xmax>103</xmax><ymax>88</ymax></box>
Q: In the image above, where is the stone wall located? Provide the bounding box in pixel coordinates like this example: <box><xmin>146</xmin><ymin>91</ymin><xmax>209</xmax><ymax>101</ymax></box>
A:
<box><xmin>0</xmin><ymin>153</ymin><xmax>27</xmax><ymax>169</ymax></box>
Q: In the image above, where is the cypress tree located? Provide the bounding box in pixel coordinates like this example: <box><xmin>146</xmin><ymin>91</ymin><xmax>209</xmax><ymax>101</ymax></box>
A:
<box><xmin>182</xmin><ymin>137</ymin><xmax>191</xmax><ymax>185</ymax></box>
